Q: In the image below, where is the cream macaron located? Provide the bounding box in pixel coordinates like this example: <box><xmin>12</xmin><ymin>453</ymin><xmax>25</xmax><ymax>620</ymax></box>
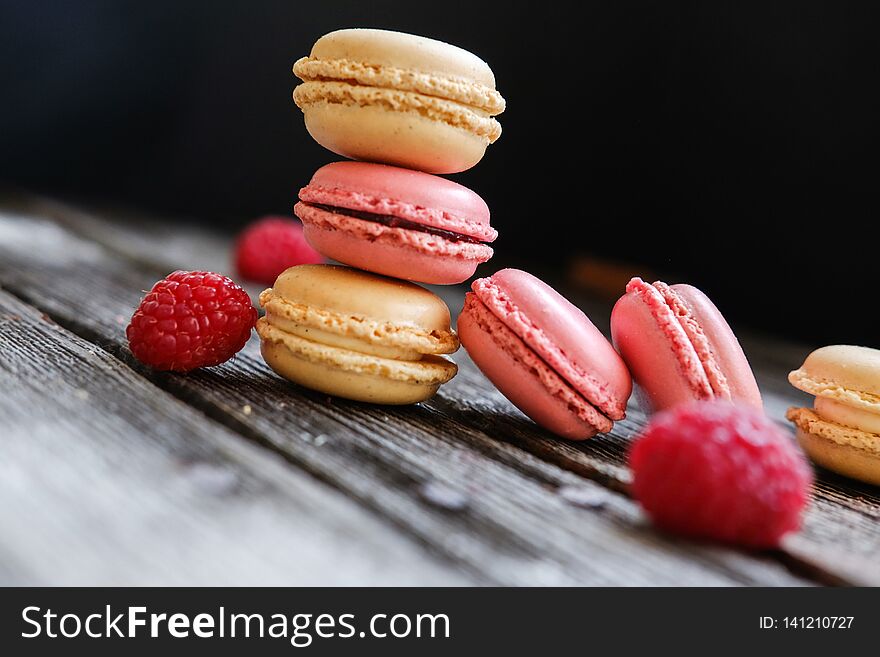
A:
<box><xmin>787</xmin><ymin>345</ymin><xmax>880</xmax><ymax>485</ymax></box>
<box><xmin>292</xmin><ymin>28</ymin><xmax>505</xmax><ymax>174</ymax></box>
<box><xmin>256</xmin><ymin>264</ymin><xmax>459</xmax><ymax>404</ymax></box>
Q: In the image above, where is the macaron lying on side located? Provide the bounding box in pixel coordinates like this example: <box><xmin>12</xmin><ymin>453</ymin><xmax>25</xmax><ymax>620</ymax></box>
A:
<box><xmin>458</xmin><ymin>269</ymin><xmax>632</xmax><ymax>440</ymax></box>
<box><xmin>292</xmin><ymin>28</ymin><xmax>505</xmax><ymax>174</ymax></box>
<box><xmin>611</xmin><ymin>277</ymin><xmax>762</xmax><ymax>414</ymax></box>
<box><xmin>787</xmin><ymin>345</ymin><xmax>880</xmax><ymax>486</ymax></box>
<box><xmin>256</xmin><ymin>264</ymin><xmax>459</xmax><ymax>404</ymax></box>
<box><xmin>295</xmin><ymin>161</ymin><xmax>497</xmax><ymax>285</ymax></box>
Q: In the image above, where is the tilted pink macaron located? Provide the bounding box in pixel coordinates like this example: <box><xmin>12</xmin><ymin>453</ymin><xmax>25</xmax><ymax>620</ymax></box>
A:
<box><xmin>610</xmin><ymin>277</ymin><xmax>762</xmax><ymax>414</ymax></box>
<box><xmin>294</xmin><ymin>161</ymin><xmax>496</xmax><ymax>285</ymax></box>
<box><xmin>458</xmin><ymin>269</ymin><xmax>632</xmax><ymax>440</ymax></box>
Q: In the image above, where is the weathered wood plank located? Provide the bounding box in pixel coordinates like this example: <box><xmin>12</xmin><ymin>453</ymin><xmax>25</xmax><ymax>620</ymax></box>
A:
<box><xmin>62</xmin><ymin>201</ymin><xmax>880</xmax><ymax>584</ymax></box>
<box><xmin>29</xmin><ymin>198</ymin><xmax>880</xmax><ymax>585</ymax></box>
<box><xmin>0</xmin><ymin>200</ymin><xmax>817</xmax><ymax>585</ymax></box>
<box><xmin>0</xmin><ymin>289</ymin><xmax>471</xmax><ymax>586</ymax></box>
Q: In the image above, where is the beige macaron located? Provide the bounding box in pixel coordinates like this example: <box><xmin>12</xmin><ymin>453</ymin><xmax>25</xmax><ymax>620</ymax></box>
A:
<box><xmin>293</xmin><ymin>28</ymin><xmax>505</xmax><ymax>174</ymax></box>
<box><xmin>256</xmin><ymin>264</ymin><xmax>458</xmax><ymax>404</ymax></box>
<box><xmin>787</xmin><ymin>345</ymin><xmax>880</xmax><ymax>485</ymax></box>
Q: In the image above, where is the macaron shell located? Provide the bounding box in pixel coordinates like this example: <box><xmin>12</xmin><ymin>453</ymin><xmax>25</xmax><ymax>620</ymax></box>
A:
<box><xmin>300</xmin><ymin>161</ymin><xmax>494</xmax><ymax>241</ymax></box>
<box><xmin>670</xmin><ymin>284</ymin><xmax>762</xmax><ymax>409</ymax></box>
<box><xmin>795</xmin><ymin>428</ymin><xmax>880</xmax><ymax>486</ymax></box>
<box><xmin>261</xmin><ymin>339</ymin><xmax>446</xmax><ymax>405</ymax></box>
<box><xmin>268</xmin><ymin>264</ymin><xmax>455</xmax><ymax>333</ymax></box>
<box><xmin>258</xmin><ymin>318</ymin><xmax>456</xmax><ymax>405</ymax></box>
<box><xmin>297</xmin><ymin>207</ymin><xmax>488</xmax><ymax>285</ymax></box>
<box><xmin>459</xmin><ymin>294</ymin><xmax>610</xmax><ymax>439</ymax></box>
<box><xmin>790</xmin><ymin>370</ymin><xmax>880</xmax><ymax>414</ymax></box>
<box><xmin>297</xmin><ymin>100</ymin><xmax>492</xmax><ymax>174</ymax></box>
<box><xmin>611</xmin><ymin>290</ymin><xmax>711</xmax><ymax>413</ymax></box>
<box><xmin>789</xmin><ymin>345</ymin><xmax>880</xmax><ymax>413</ymax></box>
<box><xmin>787</xmin><ymin>406</ymin><xmax>880</xmax><ymax>455</ymax></box>
<box><xmin>473</xmin><ymin>269</ymin><xmax>631</xmax><ymax>419</ymax></box>
<box><xmin>306</xmin><ymin>29</ymin><xmax>498</xmax><ymax>90</ymax></box>
<box><xmin>294</xmin><ymin>29</ymin><xmax>503</xmax><ymax>115</ymax></box>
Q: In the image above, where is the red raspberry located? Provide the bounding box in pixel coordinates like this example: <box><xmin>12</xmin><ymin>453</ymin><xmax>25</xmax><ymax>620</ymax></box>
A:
<box><xmin>126</xmin><ymin>271</ymin><xmax>257</xmax><ymax>372</ymax></box>
<box><xmin>234</xmin><ymin>216</ymin><xmax>323</xmax><ymax>285</ymax></box>
<box><xmin>628</xmin><ymin>401</ymin><xmax>812</xmax><ymax>548</ymax></box>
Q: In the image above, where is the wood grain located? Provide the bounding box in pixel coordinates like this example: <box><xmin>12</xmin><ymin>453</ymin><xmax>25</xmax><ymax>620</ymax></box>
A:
<box><xmin>0</xmin><ymin>289</ymin><xmax>471</xmax><ymax>585</ymax></box>
<box><xmin>0</xmin><ymin>201</ymin><xmax>817</xmax><ymax>585</ymax></box>
<box><xmin>80</xmin><ymin>201</ymin><xmax>880</xmax><ymax>587</ymax></box>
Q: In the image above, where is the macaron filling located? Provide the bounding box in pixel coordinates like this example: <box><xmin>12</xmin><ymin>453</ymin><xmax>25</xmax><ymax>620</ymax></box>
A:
<box><xmin>293</xmin><ymin>81</ymin><xmax>502</xmax><ymax>143</ymax></box>
<box><xmin>258</xmin><ymin>318</ymin><xmax>457</xmax><ymax>385</ymax></box>
<box><xmin>259</xmin><ymin>287</ymin><xmax>459</xmax><ymax>359</ymax></box>
<box><xmin>625</xmin><ymin>278</ymin><xmax>729</xmax><ymax>401</ymax></box>
<box><xmin>815</xmin><ymin>397</ymin><xmax>880</xmax><ymax>435</ymax></box>
<box><xmin>305</xmin><ymin>203</ymin><xmax>485</xmax><ymax>245</ymax></box>
<box><xmin>298</xmin><ymin>177</ymin><xmax>497</xmax><ymax>243</ymax></box>
<box><xmin>652</xmin><ymin>281</ymin><xmax>731</xmax><ymax>399</ymax></box>
<box><xmin>271</xmin><ymin>317</ymin><xmax>422</xmax><ymax>361</ymax></box>
<box><xmin>264</xmin><ymin>310</ymin><xmax>422</xmax><ymax>362</ymax></box>
<box><xmin>293</xmin><ymin>57</ymin><xmax>505</xmax><ymax>115</ymax></box>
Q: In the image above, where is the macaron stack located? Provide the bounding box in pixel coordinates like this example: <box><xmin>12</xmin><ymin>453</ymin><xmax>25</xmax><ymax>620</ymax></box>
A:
<box><xmin>258</xmin><ymin>265</ymin><xmax>458</xmax><ymax>404</ymax></box>
<box><xmin>256</xmin><ymin>27</ymin><xmax>773</xmax><ymax>455</ymax></box>
<box><xmin>256</xmin><ymin>28</ymin><xmax>505</xmax><ymax>403</ymax></box>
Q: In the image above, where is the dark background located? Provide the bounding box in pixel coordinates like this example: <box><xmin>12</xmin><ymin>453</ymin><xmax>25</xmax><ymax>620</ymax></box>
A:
<box><xmin>1</xmin><ymin>1</ymin><xmax>876</xmax><ymax>346</ymax></box>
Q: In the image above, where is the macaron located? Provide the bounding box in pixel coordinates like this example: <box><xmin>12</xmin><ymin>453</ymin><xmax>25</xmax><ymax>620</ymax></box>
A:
<box><xmin>295</xmin><ymin>161</ymin><xmax>496</xmax><ymax>285</ymax></box>
<box><xmin>787</xmin><ymin>345</ymin><xmax>880</xmax><ymax>486</ymax></box>
<box><xmin>610</xmin><ymin>277</ymin><xmax>762</xmax><ymax>413</ymax></box>
<box><xmin>458</xmin><ymin>269</ymin><xmax>632</xmax><ymax>440</ymax></box>
<box><xmin>256</xmin><ymin>264</ymin><xmax>459</xmax><ymax>404</ymax></box>
<box><xmin>292</xmin><ymin>28</ymin><xmax>505</xmax><ymax>174</ymax></box>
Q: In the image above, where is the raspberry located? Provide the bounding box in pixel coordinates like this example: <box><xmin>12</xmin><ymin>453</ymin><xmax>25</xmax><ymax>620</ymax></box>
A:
<box><xmin>628</xmin><ymin>401</ymin><xmax>812</xmax><ymax>548</ymax></box>
<box><xmin>126</xmin><ymin>271</ymin><xmax>257</xmax><ymax>372</ymax></box>
<box><xmin>235</xmin><ymin>216</ymin><xmax>323</xmax><ymax>285</ymax></box>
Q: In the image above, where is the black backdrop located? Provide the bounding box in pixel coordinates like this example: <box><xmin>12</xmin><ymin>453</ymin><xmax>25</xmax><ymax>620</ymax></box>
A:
<box><xmin>1</xmin><ymin>1</ymin><xmax>876</xmax><ymax>346</ymax></box>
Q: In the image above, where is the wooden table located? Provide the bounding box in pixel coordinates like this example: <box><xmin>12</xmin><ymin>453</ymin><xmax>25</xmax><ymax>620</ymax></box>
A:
<box><xmin>1</xmin><ymin>194</ymin><xmax>878</xmax><ymax>586</ymax></box>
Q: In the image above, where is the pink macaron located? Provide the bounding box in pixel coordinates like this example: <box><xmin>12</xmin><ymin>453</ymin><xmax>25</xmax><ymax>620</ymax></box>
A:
<box><xmin>294</xmin><ymin>161</ymin><xmax>496</xmax><ymax>285</ymax></box>
<box><xmin>458</xmin><ymin>269</ymin><xmax>633</xmax><ymax>440</ymax></box>
<box><xmin>610</xmin><ymin>277</ymin><xmax>762</xmax><ymax>414</ymax></box>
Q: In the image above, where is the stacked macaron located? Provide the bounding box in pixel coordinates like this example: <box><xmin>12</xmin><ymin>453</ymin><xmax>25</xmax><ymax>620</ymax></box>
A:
<box><xmin>292</xmin><ymin>28</ymin><xmax>504</xmax><ymax>174</ymax></box>
<box><xmin>256</xmin><ymin>28</ymin><xmax>505</xmax><ymax>403</ymax></box>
